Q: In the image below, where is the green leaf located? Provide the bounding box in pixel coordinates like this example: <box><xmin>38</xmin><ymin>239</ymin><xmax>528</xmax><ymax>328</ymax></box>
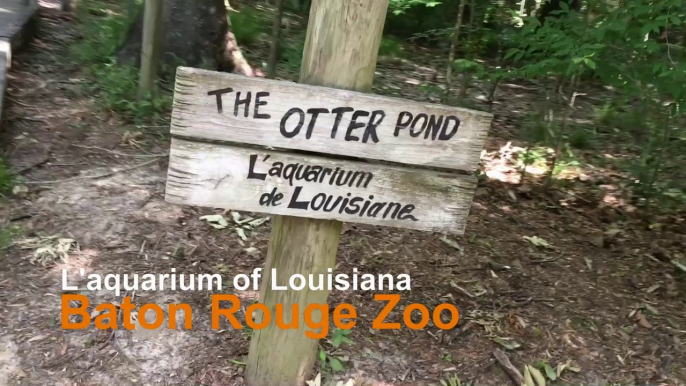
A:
<box><xmin>319</xmin><ymin>349</ymin><xmax>326</xmax><ymax>362</ymax></box>
<box><xmin>584</xmin><ymin>58</ymin><xmax>597</xmax><ymax>69</ymax></box>
<box><xmin>199</xmin><ymin>215</ymin><xmax>229</xmax><ymax>229</ymax></box>
<box><xmin>504</xmin><ymin>48</ymin><xmax>520</xmax><ymax>60</ymax></box>
<box><xmin>544</xmin><ymin>363</ymin><xmax>557</xmax><ymax>381</ymax></box>
<box><xmin>331</xmin><ymin>334</ymin><xmax>344</xmax><ymax>348</ymax></box>
<box><xmin>328</xmin><ymin>357</ymin><xmax>345</xmax><ymax>372</ymax></box>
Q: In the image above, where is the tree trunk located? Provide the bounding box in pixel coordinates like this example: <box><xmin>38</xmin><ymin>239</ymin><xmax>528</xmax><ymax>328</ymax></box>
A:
<box><xmin>244</xmin><ymin>1</ymin><xmax>389</xmax><ymax>385</ymax></box>
<box><xmin>267</xmin><ymin>0</ymin><xmax>286</xmax><ymax>78</ymax></box>
<box><xmin>138</xmin><ymin>0</ymin><xmax>163</xmax><ymax>99</ymax></box>
<box><xmin>445</xmin><ymin>0</ymin><xmax>466</xmax><ymax>93</ymax></box>
<box><xmin>118</xmin><ymin>0</ymin><xmax>253</xmax><ymax>76</ymax></box>
<box><xmin>544</xmin><ymin>75</ymin><xmax>577</xmax><ymax>189</ymax></box>
<box><xmin>457</xmin><ymin>0</ymin><xmax>476</xmax><ymax>102</ymax></box>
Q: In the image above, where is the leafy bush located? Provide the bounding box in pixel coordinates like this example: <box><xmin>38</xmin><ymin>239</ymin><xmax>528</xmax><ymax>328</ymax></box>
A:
<box><xmin>569</xmin><ymin>128</ymin><xmax>593</xmax><ymax>149</ymax></box>
<box><xmin>0</xmin><ymin>160</ymin><xmax>14</xmax><ymax>196</ymax></box>
<box><xmin>231</xmin><ymin>8</ymin><xmax>262</xmax><ymax>46</ymax></box>
<box><xmin>90</xmin><ymin>61</ymin><xmax>171</xmax><ymax>121</ymax></box>
<box><xmin>379</xmin><ymin>36</ymin><xmax>405</xmax><ymax>57</ymax></box>
<box><xmin>281</xmin><ymin>33</ymin><xmax>305</xmax><ymax>72</ymax></box>
<box><xmin>71</xmin><ymin>0</ymin><xmax>136</xmax><ymax>64</ymax></box>
<box><xmin>71</xmin><ymin>0</ymin><xmax>169</xmax><ymax>122</ymax></box>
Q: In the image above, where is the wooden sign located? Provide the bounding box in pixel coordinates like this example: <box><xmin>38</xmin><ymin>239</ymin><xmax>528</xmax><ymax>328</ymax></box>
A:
<box><xmin>166</xmin><ymin>139</ymin><xmax>477</xmax><ymax>234</ymax></box>
<box><xmin>166</xmin><ymin>67</ymin><xmax>492</xmax><ymax>234</ymax></box>
<box><xmin>171</xmin><ymin>67</ymin><xmax>492</xmax><ymax>171</ymax></box>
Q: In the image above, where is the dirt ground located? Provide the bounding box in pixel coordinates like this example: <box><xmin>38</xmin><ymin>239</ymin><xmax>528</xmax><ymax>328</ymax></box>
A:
<box><xmin>0</xmin><ymin>4</ymin><xmax>685</xmax><ymax>386</ymax></box>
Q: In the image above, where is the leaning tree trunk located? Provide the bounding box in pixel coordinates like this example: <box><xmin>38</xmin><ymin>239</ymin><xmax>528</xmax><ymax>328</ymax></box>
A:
<box><xmin>457</xmin><ymin>0</ymin><xmax>477</xmax><ymax>102</ymax></box>
<box><xmin>117</xmin><ymin>0</ymin><xmax>253</xmax><ymax>76</ymax></box>
<box><xmin>267</xmin><ymin>0</ymin><xmax>286</xmax><ymax>78</ymax></box>
<box><xmin>445</xmin><ymin>0</ymin><xmax>466</xmax><ymax>93</ymax></box>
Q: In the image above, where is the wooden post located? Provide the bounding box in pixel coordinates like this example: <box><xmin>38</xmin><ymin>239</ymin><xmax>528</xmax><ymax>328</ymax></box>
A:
<box><xmin>244</xmin><ymin>1</ymin><xmax>389</xmax><ymax>385</ymax></box>
<box><xmin>138</xmin><ymin>0</ymin><xmax>163</xmax><ymax>100</ymax></box>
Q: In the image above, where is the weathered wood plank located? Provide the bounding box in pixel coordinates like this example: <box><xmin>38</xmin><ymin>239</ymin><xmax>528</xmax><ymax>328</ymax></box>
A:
<box><xmin>170</xmin><ymin>67</ymin><xmax>492</xmax><ymax>172</ymax></box>
<box><xmin>166</xmin><ymin>138</ymin><xmax>477</xmax><ymax>234</ymax></box>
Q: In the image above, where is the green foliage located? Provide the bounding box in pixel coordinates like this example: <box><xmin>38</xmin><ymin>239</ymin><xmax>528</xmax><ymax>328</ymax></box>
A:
<box><xmin>230</xmin><ymin>8</ymin><xmax>262</xmax><ymax>46</ymax></box>
<box><xmin>453</xmin><ymin>59</ymin><xmax>486</xmax><ymax>78</ymax></box>
<box><xmin>0</xmin><ymin>159</ymin><xmax>14</xmax><ymax>196</ymax></box>
<box><xmin>318</xmin><ymin>329</ymin><xmax>354</xmax><ymax>374</ymax></box>
<box><xmin>389</xmin><ymin>0</ymin><xmax>441</xmax><ymax>15</ymax></box>
<box><xmin>379</xmin><ymin>36</ymin><xmax>405</xmax><ymax>57</ymax></box>
<box><xmin>568</xmin><ymin>128</ymin><xmax>593</xmax><ymax>149</ymax></box>
<box><xmin>282</xmin><ymin>34</ymin><xmax>305</xmax><ymax>72</ymax></box>
<box><xmin>522</xmin><ymin>113</ymin><xmax>553</xmax><ymax>144</ymax></box>
<box><xmin>0</xmin><ymin>225</ymin><xmax>22</xmax><ymax>256</ymax></box>
<box><xmin>89</xmin><ymin>61</ymin><xmax>171</xmax><ymax>121</ymax></box>
<box><xmin>71</xmin><ymin>0</ymin><xmax>169</xmax><ymax>122</ymax></box>
<box><xmin>594</xmin><ymin>103</ymin><xmax>620</xmax><ymax>129</ymax></box>
<box><xmin>71</xmin><ymin>0</ymin><xmax>136</xmax><ymax>64</ymax></box>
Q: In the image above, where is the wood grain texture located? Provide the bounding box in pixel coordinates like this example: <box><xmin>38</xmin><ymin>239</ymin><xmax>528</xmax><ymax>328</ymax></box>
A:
<box><xmin>245</xmin><ymin>215</ymin><xmax>342</xmax><ymax>386</ymax></box>
<box><xmin>171</xmin><ymin>66</ymin><xmax>492</xmax><ymax>172</ymax></box>
<box><xmin>166</xmin><ymin>138</ymin><xmax>476</xmax><ymax>234</ymax></box>
<box><xmin>300</xmin><ymin>0</ymin><xmax>388</xmax><ymax>92</ymax></box>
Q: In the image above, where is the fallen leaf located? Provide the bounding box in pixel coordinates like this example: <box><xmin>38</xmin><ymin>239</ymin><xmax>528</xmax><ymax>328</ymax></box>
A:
<box><xmin>28</xmin><ymin>334</ymin><xmax>50</xmax><ymax>343</ymax></box>
<box><xmin>529</xmin><ymin>365</ymin><xmax>546</xmax><ymax>386</ymax></box>
<box><xmin>637</xmin><ymin>312</ymin><xmax>652</xmax><ymax>328</ymax></box>
<box><xmin>248</xmin><ymin>217</ymin><xmax>270</xmax><ymax>227</ymax></box>
<box><xmin>200</xmin><ymin>215</ymin><xmax>229</xmax><ymax>229</ymax></box>
<box><xmin>523</xmin><ymin>365</ymin><xmax>535</xmax><ymax>386</ymax></box>
<box><xmin>523</xmin><ymin>236</ymin><xmax>552</xmax><ymax>248</ymax></box>
<box><xmin>440</xmin><ymin>235</ymin><xmax>464</xmax><ymax>255</ymax></box>
<box><xmin>543</xmin><ymin>363</ymin><xmax>557</xmax><ymax>381</ymax></box>
<box><xmin>492</xmin><ymin>336</ymin><xmax>521</xmax><ymax>350</ymax></box>
<box><xmin>236</xmin><ymin>228</ymin><xmax>249</xmax><ymax>241</ymax></box>
<box><xmin>643</xmin><ymin>303</ymin><xmax>658</xmax><ymax>315</ymax></box>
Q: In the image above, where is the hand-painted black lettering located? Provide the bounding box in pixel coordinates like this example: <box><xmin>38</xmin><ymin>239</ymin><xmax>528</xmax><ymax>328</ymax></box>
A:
<box><xmin>207</xmin><ymin>87</ymin><xmax>233</xmax><ymax>114</ymax></box>
<box><xmin>358</xmin><ymin>195</ymin><xmax>374</xmax><ymax>216</ymax></box>
<box><xmin>363</xmin><ymin>110</ymin><xmax>384</xmax><ymax>143</ymax></box>
<box><xmin>306</xmin><ymin>108</ymin><xmax>329</xmax><ymax>139</ymax></box>
<box><xmin>331</xmin><ymin>107</ymin><xmax>354</xmax><ymax>139</ymax></box>
<box><xmin>254</xmin><ymin>92</ymin><xmax>271</xmax><ymax>119</ymax></box>
<box><xmin>410</xmin><ymin>113</ymin><xmax>428</xmax><ymax>137</ymax></box>
<box><xmin>259</xmin><ymin>187</ymin><xmax>284</xmax><ymax>206</ymax></box>
<box><xmin>439</xmin><ymin>116</ymin><xmax>460</xmax><ymax>140</ymax></box>
<box><xmin>397</xmin><ymin>204</ymin><xmax>418</xmax><ymax>221</ymax></box>
<box><xmin>280</xmin><ymin>108</ymin><xmax>306</xmax><ymax>138</ymax></box>
<box><xmin>345</xmin><ymin>110</ymin><xmax>369</xmax><ymax>142</ymax></box>
<box><xmin>394</xmin><ymin>111</ymin><xmax>413</xmax><ymax>136</ymax></box>
<box><xmin>425</xmin><ymin>115</ymin><xmax>444</xmax><ymax>140</ymax></box>
<box><xmin>310</xmin><ymin>193</ymin><xmax>326</xmax><ymax>211</ymax></box>
<box><xmin>344</xmin><ymin>197</ymin><xmax>363</xmax><ymax>215</ymax></box>
<box><xmin>287</xmin><ymin>186</ymin><xmax>310</xmax><ymax>209</ymax></box>
<box><xmin>234</xmin><ymin>92</ymin><xmax>252</xmax><ymax>118</ymax></box>
<box><xmin>247</xmin><ymin>154</ymin><xmax>267</xmax><ymax>180</ymax></box>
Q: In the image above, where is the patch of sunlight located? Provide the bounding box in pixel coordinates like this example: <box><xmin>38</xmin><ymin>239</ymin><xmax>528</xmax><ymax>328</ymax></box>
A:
<box><xmin>38</xmin><ymin>0</ymin><xmax>62</xmax><ymax>9</ymax></box>
<box><xmin>52</xmin><ymin>248</ymin><xmax>99</xmax><ymax>281</ymax></box>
